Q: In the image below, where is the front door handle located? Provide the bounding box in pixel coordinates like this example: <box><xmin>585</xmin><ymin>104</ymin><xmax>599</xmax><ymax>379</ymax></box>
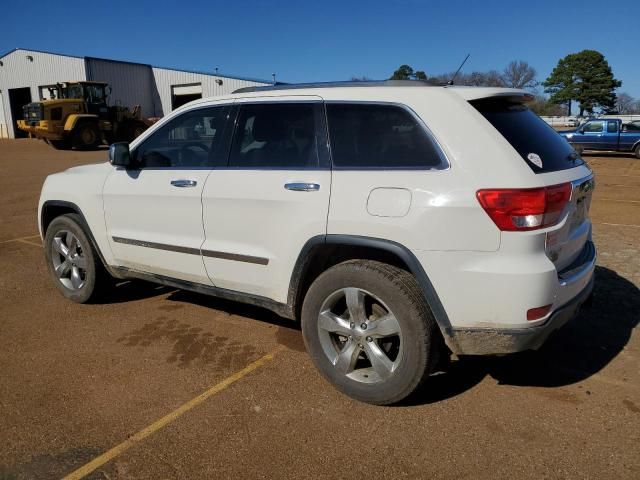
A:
<box><xmin>171</xmin><ymin>179</ymin><xmax>197</xmax><ymax>188</ymax></box>
<box><xmin>284</xmin><ymin>182</ymin><xmax>320</xmax><ymax>192</ymax></box>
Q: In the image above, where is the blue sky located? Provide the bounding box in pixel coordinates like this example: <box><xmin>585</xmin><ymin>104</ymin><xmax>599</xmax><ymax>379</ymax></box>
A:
<box><xmin>2</xmin><ymin>0</ymin><xmax>639</xmax><ymax>97</ymax></box>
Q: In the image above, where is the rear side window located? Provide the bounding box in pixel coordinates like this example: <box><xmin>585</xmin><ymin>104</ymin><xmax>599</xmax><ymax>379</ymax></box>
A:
<box><xmin>607</xmin><ymin>122</ymin><xmax>618</xmax><ymax>133</ymax></box>
<box><xmin>472</xmin><ymin>99</ymin><xmax>583</xmax><ymax>173</ymax></box>
<box><xmin>229</xmin><ymin>103</ymin><xmax>325</xmax><ymax>169</ymax></box>
<box><xmin>326</xmin><ymin>103</ymin><xmax>446</xmax><ymax>169</ymax></box>
<box><xmin>583</xmin><ymin>121</ymin><xmax>604</xmax><ymax>133</ymax></box>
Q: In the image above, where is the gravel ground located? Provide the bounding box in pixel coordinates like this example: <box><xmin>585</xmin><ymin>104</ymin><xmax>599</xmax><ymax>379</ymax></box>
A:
<box><xmin>0</xmin><ymin>139</ymin><xmax>638</xmax><ymax>479</ymax></box>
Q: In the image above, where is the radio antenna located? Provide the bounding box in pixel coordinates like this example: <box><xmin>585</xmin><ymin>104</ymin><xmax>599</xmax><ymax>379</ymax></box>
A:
<box><xmin>448</xmin><ymin>53</ymin><xmax>470</xmax><ymax>85</ymax></box>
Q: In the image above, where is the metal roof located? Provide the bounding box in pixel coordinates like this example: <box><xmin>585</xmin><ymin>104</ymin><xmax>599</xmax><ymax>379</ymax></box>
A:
<box><xmin>0</xmin><ymin>47</ymin><xmax>273</xmax><ymax>85</ymax></box>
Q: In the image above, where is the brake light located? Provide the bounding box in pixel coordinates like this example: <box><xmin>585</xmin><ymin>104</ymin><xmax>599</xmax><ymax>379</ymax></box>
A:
<box><xmin>476</xmin><ymin>183</ymin><xmax>571</xmax><ymax>231</ymax></box>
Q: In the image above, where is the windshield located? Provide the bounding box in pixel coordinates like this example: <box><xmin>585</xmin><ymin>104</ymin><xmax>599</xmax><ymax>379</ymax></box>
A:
<box><xmin>471</xmin><ymin>99</ymin><xmax>584</xmax><ymax>173</ymax></box>
<box><xmin>65</xmin><ymin>84</ymin><xmax>84</xmax><ymax>99</ymax></box>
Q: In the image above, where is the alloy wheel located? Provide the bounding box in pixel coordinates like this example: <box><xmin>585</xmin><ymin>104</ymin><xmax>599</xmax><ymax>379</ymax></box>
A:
<box><xmin>317</xmin><ymin>287</ymin><xmax>403</xmax><ymax>384</ymax></box>
<box><xmin>51</xmin><ymin>230</ymin><xmax>87</xmax><ymax>290</ymax></box>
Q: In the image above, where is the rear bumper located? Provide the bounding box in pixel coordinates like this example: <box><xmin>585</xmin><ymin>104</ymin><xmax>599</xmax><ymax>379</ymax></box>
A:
<box><xmin>446</xmin><ymin>274</ymin><xmax>594</xmax><ymax>355</ymax></box>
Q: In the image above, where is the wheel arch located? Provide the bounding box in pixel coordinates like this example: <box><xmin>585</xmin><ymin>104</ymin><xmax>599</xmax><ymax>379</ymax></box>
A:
<box><xmin>288</xmin><ymin>234</ymin><xmax>453</xmax><ymax>336</ymax></box>
<box><xmin>40</xmin><ymin>200</ymin><xmax>118</xmax><ymax>277</ymax></box>
<box><xmin>63</xmin><ymin>114</ymin><xmax>99</xmax><ymax>132</ymax></box>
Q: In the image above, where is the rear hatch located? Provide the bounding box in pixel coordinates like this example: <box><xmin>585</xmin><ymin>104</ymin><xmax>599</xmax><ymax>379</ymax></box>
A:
<box><xmin>469</xmin><ymin>94</ymin><xmax>594</xmax><ymax>272</ymax></box>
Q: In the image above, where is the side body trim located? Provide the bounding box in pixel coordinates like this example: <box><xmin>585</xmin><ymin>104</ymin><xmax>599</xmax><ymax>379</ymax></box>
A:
<box><xmin>111</xmin><ymin>236</ymin><xmax>269</xmax><ymax>265</ymax></box>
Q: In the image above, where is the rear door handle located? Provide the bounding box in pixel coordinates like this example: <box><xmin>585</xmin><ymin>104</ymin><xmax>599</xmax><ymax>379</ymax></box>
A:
<box><xmin>171</xmin><ymin>179</ymin><xmax>197</xmax><ymax>188</ymax></box>
<box><xmin>284</xmin><ymin>182</ymin><xmax>320</xmax><ymax>192</ymax></box>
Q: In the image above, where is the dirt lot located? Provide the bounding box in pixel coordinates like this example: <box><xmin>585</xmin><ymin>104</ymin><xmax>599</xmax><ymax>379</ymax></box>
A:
<box><xmin>0</xmin><ymin>139</ymin><xmax>638</xmax><ymax>479</ymax></box>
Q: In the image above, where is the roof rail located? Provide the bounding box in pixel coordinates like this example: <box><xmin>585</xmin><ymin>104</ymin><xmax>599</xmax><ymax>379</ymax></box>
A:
<box><xmin>232</xmin><ymin>79</ymin><xmax>443</xmax><ymax>94</ymax></box>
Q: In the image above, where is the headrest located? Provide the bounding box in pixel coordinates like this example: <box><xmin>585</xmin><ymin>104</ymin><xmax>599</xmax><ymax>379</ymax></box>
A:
<box><xmin>252</xmin><ymin>114</ymin><xmax>287</xmax><ymax>142</ymax></box>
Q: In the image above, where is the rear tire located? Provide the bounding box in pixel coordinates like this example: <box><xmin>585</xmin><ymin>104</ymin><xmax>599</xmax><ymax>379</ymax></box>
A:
<box><xmin>73</xmin><ymin>122</ymin><xmax>101</xmax><ymax>150</ymax></box>
<box><xmin>635</xmin><ymin>144</ymin><xmax>640</xmax><ymax>159</ymax></box>
<box><xmin>44</xmin><ymin>214</ymin><xmax>109</xmax><ymax>303</ymax></box>
<box><xmin>301</xmin><ymin>260</ymin><xmax>441</xmax><ymax>405</ymax></box>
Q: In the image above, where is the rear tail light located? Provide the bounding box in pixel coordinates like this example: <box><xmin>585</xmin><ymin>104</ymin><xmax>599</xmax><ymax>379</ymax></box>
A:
<box><xmin>476</xmin><ymin>183</ymin><xmax>571</xmax><ymax>231</ymax></box>
<box><xmin>527</xmin><ymin>304</ymin><xmax>552</xmax><ymax>321</ymax></box>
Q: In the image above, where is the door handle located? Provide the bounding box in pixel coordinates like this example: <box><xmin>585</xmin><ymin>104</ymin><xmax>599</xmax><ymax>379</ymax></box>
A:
<box><xmin>284</xmin><ymin>182</ymin><xmax>320</xmax><ymax>192</ymax></box>
<box><xmin>171</xmin><ymin>179</ymin><xmax>197</xmax><ymax>188</ymax></box>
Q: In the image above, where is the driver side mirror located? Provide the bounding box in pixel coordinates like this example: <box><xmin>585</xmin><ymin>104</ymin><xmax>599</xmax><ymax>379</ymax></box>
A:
<box><xmin>109</xmin><ymin>142</ymin><xmax>131</xmax><ymax>168</ymax></box>
<box><xmin>578</xmin><ymin>128</ymin><xmax>584</xmax><ymax>134</ymax></box>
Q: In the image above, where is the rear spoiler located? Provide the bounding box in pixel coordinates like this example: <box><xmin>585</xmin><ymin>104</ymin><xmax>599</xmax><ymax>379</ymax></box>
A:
<box><xmin>447</xmin><ymin>86</ymin><xmax>534</xmax><ymax>103</ymax></box>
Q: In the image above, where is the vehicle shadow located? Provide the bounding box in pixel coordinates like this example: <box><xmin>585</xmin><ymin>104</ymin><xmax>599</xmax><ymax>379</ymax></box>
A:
<box><xmin>97</xmin><ymin>279</ymin><xmax>174</xmax><ymax>304</ymax></box>
<box><xmin>404</xmin><ymin>266</ymin><xmax>639</xmax><ymax>405</ymax></box>
<box><xmin>97</xmin><ymin>266</ymin><xmax>637</xmax><ymax>406</ymax></box>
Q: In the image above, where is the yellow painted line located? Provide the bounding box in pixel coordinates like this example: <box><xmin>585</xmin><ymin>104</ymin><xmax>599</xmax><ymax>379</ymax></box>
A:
<box><xmin>597</xmin><ymin>198</ymin><xmax>640</xmax><ymax>204</ymax></box>
<box><xmin>0</xmin><ymin>234</ymin><xmax>41</xmax><ymax>244</ymax></box>
<box><xmin>63</xmin><ymin>346</ymin><xmax>284</xmax><ymax>480</ymax></box>
<box><xmin>16</xmin><ymin>238</ymin><xmax>43</xmax><ymax>247</ymax></box>
<box><xmin>594</xmin><ymin>222</ymin><xmax>640</xmax><ymax>229</ymax></box>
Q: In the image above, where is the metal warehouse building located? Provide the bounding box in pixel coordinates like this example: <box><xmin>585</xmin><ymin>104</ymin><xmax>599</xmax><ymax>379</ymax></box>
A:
<box><xmin>0</xmin><ymin>48</ymin><xmax>272</xmax><ymax>139</ymax></box>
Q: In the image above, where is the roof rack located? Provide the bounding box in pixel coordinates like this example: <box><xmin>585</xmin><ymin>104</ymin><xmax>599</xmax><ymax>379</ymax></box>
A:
<box><xmin>232</xmin><ymin>79</ymin><xmax>443</xmax><ymax>94</ymax></box>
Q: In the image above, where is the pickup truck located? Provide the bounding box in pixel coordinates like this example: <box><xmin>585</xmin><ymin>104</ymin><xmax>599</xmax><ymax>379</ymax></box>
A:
<box><xmin>560</xmin><ymin>119</ymin><xmax>640</xmax><ymax>158</ymax></box>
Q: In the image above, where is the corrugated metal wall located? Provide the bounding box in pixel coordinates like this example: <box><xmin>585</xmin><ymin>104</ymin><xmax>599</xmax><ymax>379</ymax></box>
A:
<box><xmin>85</xmin><ymin>58</ymin><xmax>160</xmax><ymax>118</ymax></box>
<box><xmin>152</xmin><ymin>67</ymin><xmax>267</xmax><ymax>115</ymax></box>
<box><xmin>0</xmin><ymin>49</ymin><xmax>271</xmax><ymax>137</ymax></box>
<box><xmin>0</xmin><ymin>49</ymin><xmax>86</xmax><ymax>138</ymax></box>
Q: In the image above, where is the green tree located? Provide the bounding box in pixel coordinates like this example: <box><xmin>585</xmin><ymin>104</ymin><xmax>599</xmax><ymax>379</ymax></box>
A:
<box><xmin>543</xmin><ymin>50</ymin><xmax>621</xmax><ymax>116</ymax></box>
<box><xmin>390</xmin><ymin>64</ymin><xmax>427</xmax><ymax>80</ymax></box>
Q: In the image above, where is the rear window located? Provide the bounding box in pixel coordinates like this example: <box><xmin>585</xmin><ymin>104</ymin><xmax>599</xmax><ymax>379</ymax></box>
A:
<box><xmin>471</xmin><ymin>99</ymin><xmax>583</xmax><ymax>173</ymax></box>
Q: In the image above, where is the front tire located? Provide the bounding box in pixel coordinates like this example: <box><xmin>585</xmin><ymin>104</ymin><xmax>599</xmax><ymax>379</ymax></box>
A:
<box><xmin>635</xmin><ymin>144</ymin><xmax>640</xmax><ymax>159</ymax></box>
<box><xmin>73</xmin><ymin>122</ymin><xmax>101</xmax><ymax>150</ymax></box>
<box><xmin>44</xmin><ymin>214</ymin><xmax>107</xmax><ymax>303</ymax></box>
<box><xmin>301</xmin><ymin>260</ymin><xmax>441</xmax><ymax>405</ymax></box>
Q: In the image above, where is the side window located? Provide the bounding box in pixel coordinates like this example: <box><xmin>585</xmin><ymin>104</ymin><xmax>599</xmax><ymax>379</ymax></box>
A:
<box><xmin>326</xmin><ymin>103</ymin><xmax>445</xmax><ymax>169</ymax></box>
<box><xmin>229</xmin><ymin>103</ymin><xmax>323</xmax><ymax>168</ymax></box>
<box><xmin>583</xmin><ymin>121</ymin><xmax>604</xmax><ymax>133</ymax></box>
<box><xmin>135</xmin><ymin>105</ymin><xmax>231</xmax><ymax>168</ymax></box>
<box><xmin>606</xmin><ymin>121</ymin><xmax>618</xmax><ymax>133</ymax></box>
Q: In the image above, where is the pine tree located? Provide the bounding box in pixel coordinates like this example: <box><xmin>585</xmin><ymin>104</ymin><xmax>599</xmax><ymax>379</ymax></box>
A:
<box><xmin>543</xmin><ymin>50</ymin><xmax>621</xmax><ymax>116</ymax></box>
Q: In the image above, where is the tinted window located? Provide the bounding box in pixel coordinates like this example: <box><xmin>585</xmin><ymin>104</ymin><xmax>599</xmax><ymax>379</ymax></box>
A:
<box><xmin>135</xmin><ymin>105</ymin><xmax>231</xmax><ymax>168</ymax></box>
<box><xmin>583</xmin><ymin>121</ymin><xmax>604</xmax><ymax>133</ymax></box>
<box><xmin>607</xmin><ymin>121</ymin><xmax>618</xmax><ymax>133</ymax></box>
<box><xmin>229</xmin><ymin>103</ymin><xmax>323</xmax><ymax>168</ymax></box>
<box><xmin>472</xmin><ymin>99</ymin><xmax>583</xmax><ymax>173</ymax></box>
<box><xmin>326</xmin><ymin>104</ymin><xmax>445</xmax><ymax>169</ymax></box>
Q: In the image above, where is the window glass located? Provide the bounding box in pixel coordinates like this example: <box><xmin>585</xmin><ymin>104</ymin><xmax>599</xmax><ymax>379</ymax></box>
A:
<box><xmin>326</xmin><ymin>104</ymin><xmax>445</xmax><ymax>169</ymax></box>
<box><xmin>65</xmin><ymin>84</ymin><xmax>83</xmax><ymax>99</ymax></box>
<box><xmin>471</xmin><ymin>99</ymin><xmax>583</xmax><ymax>173</ymax></box>
<box><xmin>135</xmin><ymin>105</ymin><xmax>231</xmax><ymax>168</ymax></box>
<box><xmin>606</xmin><ymin>121</ymin><xmax>618</xmax><ymax>133</ymax></box>
<box><xmin>229</xmin><ymin>103</ymin><xmax>321</xmax><ymax>168</ymax></box>
<box><xmin>85</xmin><ymin>85</ymin><xmax>105</xmax><ymax>103</ymax></box>
<box><xmin>583</xmin><ymin>121</ymin><xmax>604</xmax><ymax>133</ymax></box>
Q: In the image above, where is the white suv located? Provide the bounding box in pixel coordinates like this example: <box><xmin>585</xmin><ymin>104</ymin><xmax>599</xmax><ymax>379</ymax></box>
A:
<box><xmin>38</xmin><ymin>81</ymin><xmax>596</xmax><ymax>404</ymax></box>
